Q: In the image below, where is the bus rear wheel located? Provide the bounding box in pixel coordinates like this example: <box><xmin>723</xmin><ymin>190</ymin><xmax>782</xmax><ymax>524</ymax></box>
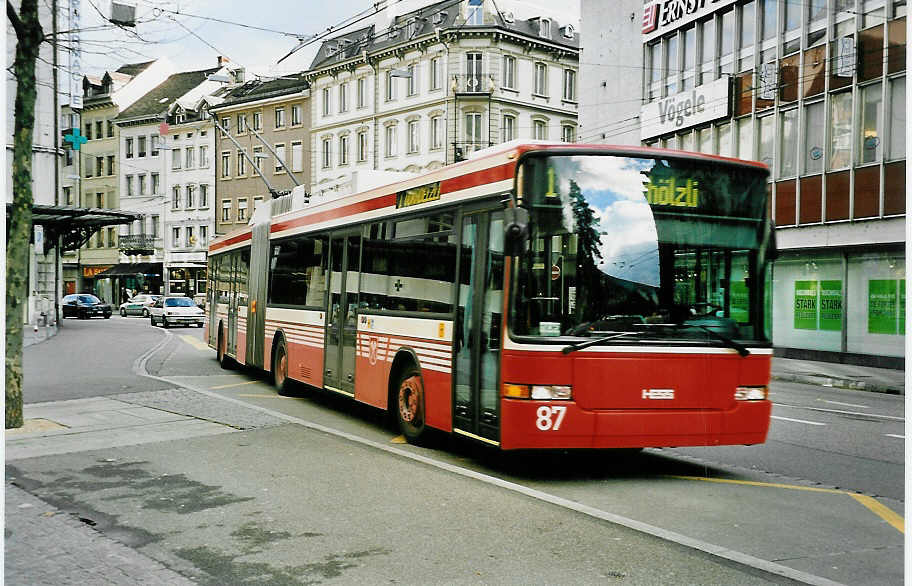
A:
<box><xmin>273</xmin><ymin>338</ymin><xmax>291</xmax><ymax>395</ymax></box>
<box><xmin>217</xmin><ymin>328</ymin><xmax>232</xmax><ymax>370</ymax></box>
<box><xmin>396</xmin><ymin>368</ymin><xmax>426</xmax><ymax>444</ymax></box>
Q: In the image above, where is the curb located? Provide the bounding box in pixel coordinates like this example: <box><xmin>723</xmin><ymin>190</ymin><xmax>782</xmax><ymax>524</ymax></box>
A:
<box><xmin>771</xmin><ymin>373</ymin><xmax>904</xmax><ymax>395</ymax></box>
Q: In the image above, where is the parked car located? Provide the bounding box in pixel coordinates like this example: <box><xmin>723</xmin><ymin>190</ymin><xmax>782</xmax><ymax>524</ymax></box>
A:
<box><xmin>119</xmin><ymin>294</ymin><xmax>160</xmax><ymax>317</ymax></box>
<box><xmin>62</xmin><ymin>294</ymin><xmax>112</xmax><ymax>319</ymax></box>
<box><xmin>150</xmin><ymin>295</ymin><xmax>205</xmax><ymax>328</ymax></box>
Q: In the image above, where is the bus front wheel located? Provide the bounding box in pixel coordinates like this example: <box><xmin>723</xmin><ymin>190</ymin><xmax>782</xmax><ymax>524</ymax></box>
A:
<box><xmin>396</xmin><ymin>367</ymin><xmax>426</xmax><ymax>444</ymax></box>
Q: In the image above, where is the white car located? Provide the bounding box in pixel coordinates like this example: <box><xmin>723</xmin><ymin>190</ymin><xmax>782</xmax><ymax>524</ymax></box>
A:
<box><xmin>150</xmin><ymin>295</ymin><xmax>205</xmax><ymax>328</ymax></box>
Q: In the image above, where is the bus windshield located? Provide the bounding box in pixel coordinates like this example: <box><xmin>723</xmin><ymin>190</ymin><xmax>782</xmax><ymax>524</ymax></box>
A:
<box><xmin>511</xmin><ymin>153</ymin><xmax>772</xmax><ymax>345</ymax></box>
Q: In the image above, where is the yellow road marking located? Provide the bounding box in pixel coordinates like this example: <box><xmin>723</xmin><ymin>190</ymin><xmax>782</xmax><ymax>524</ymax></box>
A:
<box><xmin>391</xmin><ymin>435</ymin><xmax>406</xmax><ymax>444</ymax></box>
<box><xmin>236</xmin><ymin>393</ymin><xmax>294</xmax><ymax>399</ymax></box>
<box><xmin>666</xmin><ymin>475</ymin><xmax>842</xmax><ymax>494</ymax></box>
<box><xmin>210</xmin><ymin>380</ymin><xmax>260</xmax><ymax>390</ymax></box>
<box><xmin>669</xmin><ymin>475</ymin><xmax>904</xmax><ymax>534</ymax></box>
<box><xmin>849</xmin><ymin>494</ymin><xmax>905</xmax><ymax>533</ymax></box>
<box><xmin>178</xmin><ymin>335</ymin><xmax>209</xmax><ymax>351</ymax></box>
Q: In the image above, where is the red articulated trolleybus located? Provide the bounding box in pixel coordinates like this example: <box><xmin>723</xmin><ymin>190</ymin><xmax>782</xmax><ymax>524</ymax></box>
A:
<box><xmin>205</xmin><ymin>142</ymin><xmax>776</xmax><ymax>450</ymax></box>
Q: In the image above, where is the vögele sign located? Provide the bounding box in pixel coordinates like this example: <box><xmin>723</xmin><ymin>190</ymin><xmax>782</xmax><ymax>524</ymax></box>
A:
<box><xmin>640</xmin><ymin>77</ymin><xmax>731</xmax><ymax>141</ymax></box>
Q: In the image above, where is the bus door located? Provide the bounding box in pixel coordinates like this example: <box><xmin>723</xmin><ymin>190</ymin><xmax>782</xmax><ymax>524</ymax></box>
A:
<box><xmin>226</xmin><ymin>252</ymin><xmax>239</xmax><ymax>357</ymax></box>
<box><xmin>245</xmin><ymin>223</ymin><xmax>269</xmax><ymax>369</ymax></box>
<box><xmin>324</xmin><ymin>232</ymin><xmax>361</xmax><ymax>395</ymax></box>
<box><xmin>454</xmin><ymin>210</ymin><xmax>504</xmax><ymax>443</ymax></box>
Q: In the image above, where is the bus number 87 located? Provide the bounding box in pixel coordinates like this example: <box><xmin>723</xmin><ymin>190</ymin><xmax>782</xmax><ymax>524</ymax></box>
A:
<box><xmin>536</xmin><ymin>406</ymin><xmax>567</xmax><ymax>431</ymax></box>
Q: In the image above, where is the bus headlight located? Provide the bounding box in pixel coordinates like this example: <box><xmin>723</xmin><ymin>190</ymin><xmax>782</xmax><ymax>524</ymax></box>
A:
<box><xmin>734</xmin><ymin>386</ymin><xmax>768</xmax><ymax>401</ymax></box>
<box><xmin>503</xmin><ymin>383</ymin><xmax>572</xmax><ymax>400</ymax></box>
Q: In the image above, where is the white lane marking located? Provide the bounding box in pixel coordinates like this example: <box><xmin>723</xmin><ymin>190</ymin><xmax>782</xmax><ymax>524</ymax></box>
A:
<box><xmin>884</xmin><ymin>434</ymin><xmax>905</xmax><ymax>439</ymax></box>
<box><xmin>771</xmin><ymin>415</ymin><xmax>827</xmax><ymax>426</ymax></box>
<box><xmin>775</xmin><ymin>402</ymin><xmax>904</xmax><ymax>422</ymax></box>
<box><xmin>823</xmin><ymin>400</ymin><xmax>869</xmax><ymax>409</ymax></box>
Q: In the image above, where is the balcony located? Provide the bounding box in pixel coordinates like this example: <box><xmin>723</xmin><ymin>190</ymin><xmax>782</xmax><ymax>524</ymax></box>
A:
<box><xmin>453</xmin><ymin>141</ymin><xmax>492</xmax><ymax>162</ymax></box>
<box><xmin>119</xmin><ymin>234</ymin><xmax>159</xmax><ymax>256</ymax></box>
<box><xmin>452</xmin><ymin>74</ymin><xmax>492</xmax><ymax>95</ymax></box>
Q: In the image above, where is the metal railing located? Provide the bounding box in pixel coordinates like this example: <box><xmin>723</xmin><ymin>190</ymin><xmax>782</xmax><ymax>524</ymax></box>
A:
<box><xmin>452</xmin><ymin>73</ymin><xmax>492</xmax><ymax>94</ymax></box>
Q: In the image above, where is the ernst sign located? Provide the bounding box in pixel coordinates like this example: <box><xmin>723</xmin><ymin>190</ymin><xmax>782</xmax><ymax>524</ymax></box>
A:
<box><xmin>642</xmin><ymin>0</ymin><xmax>737</xmax><ymax>42</ymax></box>
<box><xmin>640</xmin><ymin>77</ymin><xmax>731</xmax><ymax>141</ymax></box>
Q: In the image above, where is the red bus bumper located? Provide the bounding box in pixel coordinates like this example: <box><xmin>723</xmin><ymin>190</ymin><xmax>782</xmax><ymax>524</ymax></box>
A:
<box><xmin>499</xmin><ymin>399</ymin><xmax>772</xmax><ymax>450</ymax></box>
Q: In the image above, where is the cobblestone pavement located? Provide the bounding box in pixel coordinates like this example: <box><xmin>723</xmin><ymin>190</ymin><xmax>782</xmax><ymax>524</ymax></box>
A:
<box><xmin>5</xmin><ymin>483</ymin><xmax>195</xmax><ymax>586</ymax></box>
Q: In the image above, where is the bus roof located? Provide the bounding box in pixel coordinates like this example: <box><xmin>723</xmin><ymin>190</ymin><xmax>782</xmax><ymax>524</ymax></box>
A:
<box><xmin>209</xmin><ymin>142</ymin><xmax>769</xmax><ymax>255</ymax></box>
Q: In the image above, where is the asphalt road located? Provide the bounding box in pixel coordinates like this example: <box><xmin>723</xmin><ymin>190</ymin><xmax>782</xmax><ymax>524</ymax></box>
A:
<box><xmin>16</xmin><ymin>317</ymin><xmax>905</xmax><ymax>585</ymax></box>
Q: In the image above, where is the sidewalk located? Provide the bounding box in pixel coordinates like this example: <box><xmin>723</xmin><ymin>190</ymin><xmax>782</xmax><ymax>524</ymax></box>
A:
<box><xmin>771</xmin><ymin>356</ymin><xmax>905</xmax><ymax>395</ymax></box>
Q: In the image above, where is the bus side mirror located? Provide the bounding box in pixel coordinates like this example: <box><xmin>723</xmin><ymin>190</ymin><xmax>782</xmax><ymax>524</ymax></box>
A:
<box><xmin>767</xmin><ymin>220</ymin><xmax>778</xmax><ymax>261</ymax></box>
<box><xmin>503</xmin><ymin>206</ymin><xmax>529</xmax><ymax>256</ymax></box>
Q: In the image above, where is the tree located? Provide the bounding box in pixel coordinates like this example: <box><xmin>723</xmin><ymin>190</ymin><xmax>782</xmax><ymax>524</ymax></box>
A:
<box><xmin>7</xmin><ymin>0</ymin><xmax>44</xmax><ymax>428</ymax></box>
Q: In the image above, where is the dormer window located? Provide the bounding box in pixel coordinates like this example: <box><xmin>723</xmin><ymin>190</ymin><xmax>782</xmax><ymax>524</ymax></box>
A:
<box><xmin>563</xmin><ymin>24</ymin><xmax>574</xmax><ymax>38</ymax></box>
<box><xmin>539</xmin><ymin>18</ymin><xmax>551</xmax><ymax>38</ymax></box>
<box><xmin>388</xmin><ymin>26</ymin><xmax>399</xmax><ymax>39</ymax></box>
<box><xmin>467</xmin><ymin>0</ymin><xmax>483</xmax><ymax>25</ymax></box>
<box><xmin>432</xmin><ymin>10</ymin><xmax>447</xmax><ymax>25</ymax></box>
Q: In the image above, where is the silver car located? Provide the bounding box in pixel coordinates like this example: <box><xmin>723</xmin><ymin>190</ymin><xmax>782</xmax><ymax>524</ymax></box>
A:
<box><xmin>150</xmin><ymin>295</ymin><xmax>205</xmax><ymax>328</ymax></box>
<box><xmin>119</xmin><ymin>294</ymin><xmax>160</xmax><ymax>317</ymax></box>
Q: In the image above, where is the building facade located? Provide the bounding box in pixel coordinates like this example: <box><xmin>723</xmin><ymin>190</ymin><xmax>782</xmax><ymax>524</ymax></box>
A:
<box><xmin>112</xmin><ymin>66</ymin><xmax>234</xmax><ymax>298</ymax></box>
<box><xmin>72</xmin><ymin>60</ymin><xmax>172</xmax><ymax>301</ymax></box>
<box><xmin>306</xmin><ymin>0</ymin><xmax>580</xmax><ymax>198</ymax></box>
<box><xmin>582</xmin><ymin>0</ymin><xmax>906</xmax><ymax>365</ymax></box>
<box><xmin>210</xmin><ymin>75</ymin><xmax>311</xmax><ymax>235</ymax></box>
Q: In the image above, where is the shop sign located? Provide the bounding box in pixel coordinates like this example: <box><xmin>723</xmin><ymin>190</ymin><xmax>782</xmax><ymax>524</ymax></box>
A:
<box><xmin>794</xmin><ymin>280</ymin><xmax>818</xmax><ymax>330</ymax></box>
<box><xmin>640</xmin><ymin>77</ymin><xmax>730</xmax><ymax>140</ymax></box>
<box><xmin>793</xmin><ymin>280</ymin><xmax>844</xmax><ymax>331</ymax></box>
<box><xmin>819</xmin><ymin>281</ymin><xmax>843</xmax><ymax>331</ymax></box>
<box><xmin>83</xmin><ymin>265</ymin><xmax>112</xmax><ymax>278</ymax></box>
<box><xmin>642</xmin><ymin>0</ymin><xmax>737</xmax><ymax>42</ymax></box>
<box><xmin>868</xmin><ymin>279</ymin><xmax>905</xmax><ymax>335</ymax></box>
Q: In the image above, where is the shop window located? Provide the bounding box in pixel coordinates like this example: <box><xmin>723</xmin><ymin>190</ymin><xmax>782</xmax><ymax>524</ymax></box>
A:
<box><xmin>888</xmin><ymin>77</ymin><xmax>906</xmax><ymax>159</ymax></box>
<box><xmin>828</xmin><ymin>92</ymin><xmax>853</xmax><ymax>170</ymax></box>
<box><xmin>802</xmin><ymin>46</ymin><xmax>826</xmax><ymax>98</ymax></box>
<box><xmin>887</xmin><ymin>18</ymin><xmax>906</xmax><ymax>73</ymax></box>
<box><xmin>734</xmin><ymin>73</ymin><xmax>752</xmax><ymax>115</ymax></box>
<box><xmin>830</xmin><ymin>36</ymin><xmax>855</xmax><ymax>91</ymax></box>
<box><xmin>858</xmin><ymin>25</ymin><xmax>885</xmax><ymax>81</ymax></box>
<box><xmin>779</xmin><ymin>53</ymin><xmax>799</xmax><ymax>102</ymax></box>
<box><xmin>825</xmin><ymin>170</ymin><xmax>850</xmax><ymax>220</ymax></box>
<box><xmin>775</xmin><ymin>180</ymin><xmax>796</xmax><ymax>226</ymax></box>
<box><xmin>804</xmin><ymin>101</ymin><xmax>825</xmax><ymax>174</ymax></box>
<box><xmin>883</xmin><ymin>161</ymin><xmax>906</xmax><ymax>215</ymax></box>
<box><xmin>853</xmin><ymin>165</ymin><xmax>880</xmax><ymax>218</ymax></box>
<box><xmin>779</xmin><ymin>109</ymin><xmax>799</xmax><ymax>178</ymax></box>
<box><xmin>859</xmin><ymin>83</ymin><xmax>883</xmax><ymax>164</ymax></box>
<box><xmin>799</xmin><ymin>176</ymin><xmax>823</xmax><ymax>224</ymax></box>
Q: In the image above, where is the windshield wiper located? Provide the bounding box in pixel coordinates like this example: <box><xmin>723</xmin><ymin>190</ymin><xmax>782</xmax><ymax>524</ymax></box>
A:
<box><xmin>639</xmin><ymin>322</ymin><xmax>750</xmax><ymax>357</ymax></box>
<box><xmin>561</xmin><ymin>332</ymin><xmax>638</xmax><ymax>355</ymax></box>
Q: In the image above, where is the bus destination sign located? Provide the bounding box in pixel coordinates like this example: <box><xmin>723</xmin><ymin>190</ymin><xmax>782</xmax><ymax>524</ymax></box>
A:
<box><xmin>645</xmin><ymin>177</ymin><xmax>699</xmax><ymax>208</ymax></box>
<box><xmin>396</xmin><ymin>182</ymin><xmax>441</xmax><ymax>209</ymax></box>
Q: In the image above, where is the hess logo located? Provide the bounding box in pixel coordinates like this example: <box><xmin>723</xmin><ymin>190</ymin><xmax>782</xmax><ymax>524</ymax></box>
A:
<box><xmin>642</xmin><ymin>388</ymin><xmax>675</xmax><ymax>400</ymax></box>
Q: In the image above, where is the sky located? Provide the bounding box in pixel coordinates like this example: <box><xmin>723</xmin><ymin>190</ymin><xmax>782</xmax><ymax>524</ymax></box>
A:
<box><xmin>78</xmin><ymin>0</ymin><xmax>581</xmax><ymax>79</ymax></box>
<box><xmin>79</xmin><ymin>0</ymin><xmax>375</xmax><ymax>78</ymax></box>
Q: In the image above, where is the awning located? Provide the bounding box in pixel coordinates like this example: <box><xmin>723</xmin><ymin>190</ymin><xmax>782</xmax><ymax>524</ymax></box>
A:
<box><xmin>8</xmin><ymin>203</ymin><xmax>142</xmax><ymax>252</ymax></box>
<box><xmin>95</xmin><ymin>262</ymin><xmax>163</xmax><ymax>278</ymax></box>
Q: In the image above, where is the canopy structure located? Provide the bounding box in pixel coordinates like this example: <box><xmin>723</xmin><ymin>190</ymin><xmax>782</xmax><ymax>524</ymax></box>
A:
<box><xmin>9</xmin><ymin>204</ymin><xmax>142</xmax><ymax>252</ymax></box>
<box><xmin>95</xmin><ymin>262</ymin><xmax>162</xmax><ymax>278</ymax></box>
